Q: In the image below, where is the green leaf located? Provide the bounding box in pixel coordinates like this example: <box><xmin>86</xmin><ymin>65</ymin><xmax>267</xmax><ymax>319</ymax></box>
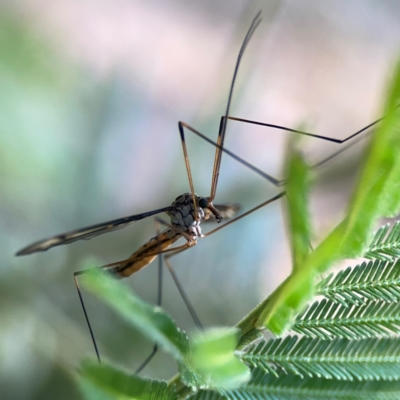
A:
<box><xmin>257</xmin><ymin>60</ymin><xmax>400</xmax><ymax>335</ymax></box>
<box><xmin>317</xmin><ymin>258</ymin><xmax>400</xmax><ymax>305</ymax></box>
<box><xmin>189</xmin><ymin>369</ymin><xmax>400</xmax><ymax>400</ymax></box>
<box><xmin>305</xmin><ymin>61</ymin><xmax>400</xmax><ymax>265</ymax></box>
<box><xmin>222</xmin><ymin>368</ymin><xmax>400</xmax><ymax>400</ymax></box>
<box><xmin>255</xmin><ymin>269</ymin><xmax>315</xmax><ymax>333</ymax></box>
<box><xmin>284</xmin><ymin>136</ymin><xmax>312</xmax><ymax>272</ymax></box>
<box><xmin>78</xmin><ymin>360</ymin><xmax>176</xmax><ymax>400</ymax></box>
<box><xmin>365</xmin><ymin>222</ymin><xmax>400</xmax><ymax>261</ymax></box>
<box><xmin>292</xmin><ymin>298</ymin><xmax>400</xmax><ymax>339</ymax></box>
<box><xmin>81</xmin><ymin>266</ymin><xmax>188</xmax><ymax>362</ymax></box>
<box><xmin>242</xmin><ymin>336</ymin><xmax>400</xmax><ymax>381</ymax></box>
<box><xmin>186</xmin><ymin>328</ymin><xmax>250</xmax><ymax>389</ymax></box>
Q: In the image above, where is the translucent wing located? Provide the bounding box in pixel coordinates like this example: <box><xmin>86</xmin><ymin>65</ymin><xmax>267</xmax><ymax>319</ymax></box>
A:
<box><xmin>205</xmin><ymin>203</ymin><xmax>241</xmax><ymax>222</ymax></box>
<box><xmin>16</xmin><ymin>206</ymin><xmax>173</xmax><ymax>256</ymax></box>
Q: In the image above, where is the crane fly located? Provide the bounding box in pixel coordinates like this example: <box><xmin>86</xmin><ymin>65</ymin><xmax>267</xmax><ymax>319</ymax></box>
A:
<box><xmin>16</xmin><ymin>11</ymin><xmax>389</xmax><ymax>371</ymax></box>
<box><xmin>15</xmin><ymin>13</ymin><xmax>265</xmax><ymax>368</ymax></box>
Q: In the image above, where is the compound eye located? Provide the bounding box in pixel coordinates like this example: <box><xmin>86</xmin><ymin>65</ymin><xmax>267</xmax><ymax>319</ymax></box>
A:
<box><xmin>198</xmin><ymin>197</ymin><xmax>209</xmax><ymax>208</ymax></box>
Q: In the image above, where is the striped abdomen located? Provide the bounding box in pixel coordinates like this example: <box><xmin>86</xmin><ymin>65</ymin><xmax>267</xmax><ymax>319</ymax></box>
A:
<box><xmin>115</xmin><ymin>229</ymin><xmax>181</xmax><ymax>278</ymax></box>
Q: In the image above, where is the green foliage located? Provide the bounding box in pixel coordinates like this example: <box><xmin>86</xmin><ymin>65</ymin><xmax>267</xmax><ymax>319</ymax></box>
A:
<box><xmin>254</xmin><ymin>60</ymin><xmax>400</xmax><ymax>335</ymax></box>
<box><xmin>190</xmin><ymin>370</ymin><xmax>400</xmax><ymax>400</ymax></box>
<box><xmin>317</xmin><ymin>259</ymin><xmax>400</xmax><ymax>305</ymax></box>
<box><xmin>79</xmin><ymin>360</ymin><xmax>176</xmax><ymax>400</ymax></box>
<box><xmin>77</xmin><ymin>59</ymin><xmax>400</xmax><ymax>399</ymax></box>
<box><xmin>241</xmin><ymin>336</ymin><xmax>400</xmax><ymax>381</ymax></box>
<box><xmin>292</xmin><ymin>298</ymin><xmax>400</xmax><ymax>339</ymax></box>
<box><xmin>187</xmin><ymin>328</ymin><xmax>250</xmax><ymax>388</ymax></box>
<box><xmin>81</xmin><ymin>270</ymin><xmax>251</xmax><ymax>398</ymax></box>
<box><xmin>365</xmin><ymin>222</ymin><xmax>400</xmax><ymax>261</ymax></box>
<box><xmin>284</xmin><ymin>135</ymin><xmax>312</xmax><ymax>272</ymax></box>
<box><xmin>81</xmin><ymin>267</ymin><xmax>189</xmax><ymax>362</ymax></box>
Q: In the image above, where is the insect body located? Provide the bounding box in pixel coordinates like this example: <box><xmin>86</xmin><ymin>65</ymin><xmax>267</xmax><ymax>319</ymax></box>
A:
<box><xmin>15</xmin><ymin>13</ymin><xmax>264</xmax><ymax>368</ymax></box>
<box><xmin>115</xmin><ymin>193</ymin><xmax>221</xmax><ymax>278</ymax></box>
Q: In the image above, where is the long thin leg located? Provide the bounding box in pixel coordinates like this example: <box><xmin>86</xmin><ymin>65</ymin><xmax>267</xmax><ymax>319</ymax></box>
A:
<box><xmin>179</xmin><ymin>112</ymin><xmax>380</xmax><ymax>189</ymax></box>
<box><xmin>311</xmin><ymin>130</ymin><xmax>369</xmax><ymax>169</ymax></box>
<box><xmin>225</xmin><ymin>115</ymin><xmax>383</xmax><ymax>143</ymax></box>
<box><xmin>178</xmin><ymin>6</ymin><xmax>378</xmax><ymax>201</ymax></box>
<box><xmin>178</xmin><ymin>122</ymin><xmax>200</xmax><ymax>220</ymax></box>
<box><xmin>73</xmin><ymin>226</ymin><xmax>197</xmax><ymax>363</ymax></box>
<box><xmin>135</xmin><ymin>345</ymin><xmax>158</xmax><ymax>374</ymax></box>
<box><xmin>229</xmin><ymin>115</ymin><xmax>379</xmax><ymax>171</ymax></box>
<box><xmin>152</xmin><ymin>221</ymin><xmax>203</xmax><ymax>328</ymax></box>
<box><xmin>176</xmin><ymin>12</ymin><xmax>263</xmax><ymax>210</ymax></box>
<box><xmin>198</xmin><ymin>115</ymin><xmax>377</xmax><ymax>237</ymax></box>
<box><xmin>204</xmin><ymin>192</ymin><xmax>286</xmax><ymax>237</ymax></box>
<box><xmin>205</xmin><ymin>6</ymin><xmax>387</xmax><ymax>201</ymax></box>
<box><xmin>179</xmin><ymin>121</ymin><xmax>282</xmax><ymax>186</ymax></box>
<box><xmin>210</xmin><ymin>11</ymin><xmax>262</xmax><ymax>201</ymax></box>
<box><xmin>135</xmin><ymin>223</ymin><xmax>163</xmax><ymax>374</ymax></box>
<box><xmin>164</xmin><ymin>250</ymin><xmax>203</xmax><ymax>329</ymax></box>
<box><xmin>73</xmin><ymin>273</ymin><xmax>101</xmax><ymax>363</ymax></box>
<box><xmin>156</xmin><ymin>193</ymin><xmax>287</xmax><ymax>332</ymax></box>
<box><xmin>136</xmin><ymin>232</ymin><xmax>206</xmax><ymax>371</ymax></box>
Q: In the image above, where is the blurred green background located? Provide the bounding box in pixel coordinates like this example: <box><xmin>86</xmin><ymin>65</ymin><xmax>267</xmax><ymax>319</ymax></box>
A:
<box><xmin>2</xmin><ymin>1</ymin><xmax>400</xmax><ymax>399</ymax></box>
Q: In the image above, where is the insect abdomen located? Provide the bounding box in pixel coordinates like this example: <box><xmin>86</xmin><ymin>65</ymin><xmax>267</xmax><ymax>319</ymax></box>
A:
<box><xmin>115</xmin><ymin>230</ymin><xmax>180</xmax><ymax>278</ymax></box>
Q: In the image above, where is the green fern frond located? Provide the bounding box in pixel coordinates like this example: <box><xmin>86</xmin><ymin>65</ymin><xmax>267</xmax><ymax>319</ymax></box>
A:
<box><xmin>190</xmin><ymin>369</ymin><xmax>400</xmax><ymax>400</ymax></box>
<box><xmin>317</xmin><ymin>259</ymin><xmax>400</xmax><ymax>305</ymax></box>
<box><xmin>239</xmin><ymin>336</ymin><xmax>400</xmax><ymax>381</ymax></box>
<box><xmin>189</xmin><ymin>390</ymin><xmax>223</xmax><ymax>400</ymax></box>
<box><xmin>292</xmin><ymin>298</ymin><xmax>400</xmax><ymax>339</ymax></box>
<box><xmin>365</xmin><ymin>222</ymin><xmax>400</xmax><ymax>261</ymax></box>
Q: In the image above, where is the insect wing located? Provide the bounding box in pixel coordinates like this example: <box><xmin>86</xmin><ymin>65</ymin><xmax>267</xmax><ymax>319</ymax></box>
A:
<box><xmin>212</xmin><ymin>203</ymin><xmax>241</xmax><ymax>220</ymax></box>
<box><xmin>16</xmin><ymin>206</ymin><xmax>173</xmax><ymax>256</ymax></box>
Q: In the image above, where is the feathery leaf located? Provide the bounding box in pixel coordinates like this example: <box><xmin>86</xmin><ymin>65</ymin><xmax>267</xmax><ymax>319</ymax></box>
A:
<box><xmin>190</xmin><ymin>369</ymin><xmax>400</xmax><ymax>400</ymax></box>
<box><xmin>240</xmin><ymin>336</ymin><xmax>400</xmax><ymax>381</ymax></box>
<box><xmin>293</xmin><ymin>298</ymin><xmax>400</xmax><ymax>339</ymax></box>
<box><xmin>317</xmin><ymin>259</ymin><xmax>400</xmax><ymax>305</ymax></box>
<box><xmin>365</xmin><ymin>222</ymin><xmax>400</xmax><ymax>261</ymax></box>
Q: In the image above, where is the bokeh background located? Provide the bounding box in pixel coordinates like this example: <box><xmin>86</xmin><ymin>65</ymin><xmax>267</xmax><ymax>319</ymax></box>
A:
<box><xmin>2</xmin><ymin>0</ymin><xmax>400</xmax><ymax>399</ymax></box>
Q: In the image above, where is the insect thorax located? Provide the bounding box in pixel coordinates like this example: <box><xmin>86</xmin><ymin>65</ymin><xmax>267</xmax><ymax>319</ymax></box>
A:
<box><xmin>166</xmin><ymin>193</ymin><xmax>207</xmax><ymax>237</ymax></box>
